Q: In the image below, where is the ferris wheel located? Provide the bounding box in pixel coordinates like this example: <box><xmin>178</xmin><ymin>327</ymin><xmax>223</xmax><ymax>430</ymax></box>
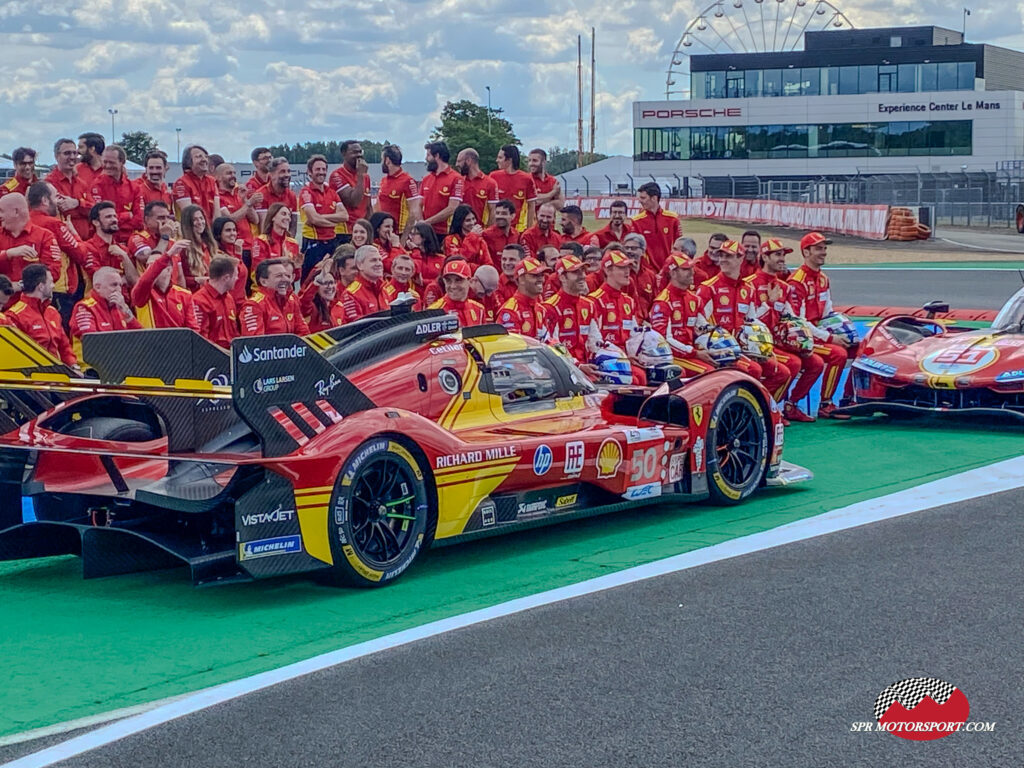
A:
<box><xmin>666</xmin><ymin>0</ymin><xmax>855</xmax><ymax>99</ymax></box>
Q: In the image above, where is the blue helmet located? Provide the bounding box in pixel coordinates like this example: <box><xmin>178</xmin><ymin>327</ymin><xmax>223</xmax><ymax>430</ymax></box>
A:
<box><xmin>592</xmin><ymin>343</ymin><xmax>632</xmax><ymax>385</ymax></box>
<box><xmin>819</xmin><ymin>311</ymin><xmax>859</xmax><ymax>345</ymax></box>
<box><xmin>695</xmin><ymin>326</ymin><xmax>741</xmax><ymax>366</ymax></box>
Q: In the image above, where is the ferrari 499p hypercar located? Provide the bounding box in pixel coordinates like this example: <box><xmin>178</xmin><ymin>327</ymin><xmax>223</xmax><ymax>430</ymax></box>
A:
<box><xmin>0</xmin><ymin>310</ymin><xmax>810</xmax><ymax>587</ymax></box>
<box><xmin>840</xmin><ymin>288</ymin><xmax>1024</xmax><ymax>422</ymax></box>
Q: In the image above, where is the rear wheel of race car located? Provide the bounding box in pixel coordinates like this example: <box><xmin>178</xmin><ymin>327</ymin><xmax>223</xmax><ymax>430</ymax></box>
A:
<box><xmin>325</xmin><ymin>437</ymin><xmax>431</xmax><ymax>587</ymax></box>
<box><xmin>60</xmin><ymin>416</ymin><xmax>159</xmax><ymax>442</ymax></box>
<box><xmin>705</xmin><ymin>385</ymin><xmax>769</xmax><ymax>505</ymax></box>
<box><xmin>1017</xmin><ymin>205</ymin><xmax>1024</xmax><ymax>234</ymax></box>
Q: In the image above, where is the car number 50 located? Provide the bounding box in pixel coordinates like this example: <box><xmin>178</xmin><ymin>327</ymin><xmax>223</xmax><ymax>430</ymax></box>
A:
<box><xmin>630</xmin><ymin>447</ymin><xmax>658</xmax><ymax>482</ymax></box>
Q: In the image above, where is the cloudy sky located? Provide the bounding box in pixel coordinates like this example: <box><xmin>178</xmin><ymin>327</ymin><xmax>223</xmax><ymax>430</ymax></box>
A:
<box><xmin>0</xmin><ymin>0</ymin><xmax>1015</xmax><ymax>163</ymax></box>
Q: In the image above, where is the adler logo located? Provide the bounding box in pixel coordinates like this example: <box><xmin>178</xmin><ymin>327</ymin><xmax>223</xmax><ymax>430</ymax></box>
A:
<box><xmin>238</xmin><ymin>345</ymin><xmax>307</xmax><ymax>364</ymax></box>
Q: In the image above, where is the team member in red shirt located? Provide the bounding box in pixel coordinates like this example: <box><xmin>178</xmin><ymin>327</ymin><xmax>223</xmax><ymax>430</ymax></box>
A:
<box><xmin>496</xmin><ymin>256</ymin><xmax>550</xmax><ymax>340</ymax></box>
<box><xmin>495</xmin><ymin>243</ymin><xmax>524</xmax><ymax>304</ymax></box>
<box><xmin>621</xmin><ymin>233</ymin><xmax>658</xmax><ymax>321</ymax></box>
<box><xmin>246</xmin><ymin>147</ymin><xmax>272</xmax><ymax>195</ymax></box>
<box><xmin>127</xmin><ymin>201</ymin><xmax>177</xmax><ymax>271</ymax></box>
<box><xmin>240</xmin><ymin>258</ymin><xmax>308</xmax><ymax>336</ymax></box>
<box><xmin>377</xmin><ymin>145</ymin><xmax>422</xmax><ymax>236</ymax></box>
<box><xmin>631</xmin><ymin>182</ymin><xmax>681</xmax><ymax>273</ymax></box>
<box><xmin>134</xmin><ymin>150</ymin><xmax>174</xmax><ymax>216</ymax></box>
<box><xmin>588</xmin><ymin>249</ymin><xmax>641</xmax><ymax>350</ymax></box>
<box><xmin>6</xmin><ymin>264</ymin><xmax>77</xmax><ymax>368</ymax></box>
<box><xmin>520</xmin><ymin>203</ymin><xmax>562</xmax><ymax>259</ymax></box>
<box><xmin>788</xmin><ymin>232</ymin><xmax>855</xmax><ymax>419</ymax></box>
<box><xmin>254</xmin><ymin>158</ymin><xmax>297</xmax><ymax>225</ymax></box>
<box><xmin>382</xmin><ymin>253</ymin><xmax>422</xmax><ymax>309</ymax></box>
<box><xmin>697</xmin><ymin>240</ymin><xmax>790</xmax><ymax>396</ymax></box>
<box><xmin>528</xmin><ymin>148</ymin><xmax>564</xmax><ymax>210</ymax></box>
<box><xmin>370</xmin><ymin>212</ymin><xmax>404</xmax><ymax>268</ymax></box>
<box><xmin>212</xmin><ymin>217</ymin><xmax>251</xmax><ymax>303</ymax></box>
<box><xmin>173</xmin><ymin>145</ymin><xmax>219</xmax><ymax>223</ymax></box>
<box><xmin>594</xmin><ymin>200</ymin><xmax>633</xmax><ymax>247</ymax></box>
<box><xmin>131</xmin><ymin>245</ymin><xmax>199</xmax><ymax>330</ymax></box>
<box><xmin>583</xmin><ymin>245</ymin><xmax>603</xmax><ymax>292</ymax></box>
<box><xmin>0</xmin><ymin>147</ymin><xmax>38</xmax><ymax>199</ymax></box>
<box><xmin>303</xmin><ymin>257</ymin><xmax>349</xmax><ymax>332</ymax></box>
<box><xmin>746</xmin><ymin>238</ymin><xmax>820</xmax><ymax>423</ymax></box>
<box><xmin>650</xmin><ymin>252</ymin><xmax>716</xmax><ymax>377</ymax></box>
<box><xmin>739</xmin><ymin>230</ymin><xmax>761</xmax><ymax>279</ymax></box>
<box><xmin>471</xmin><ymin>264</ymin><xmax>501</xmax><ymax>321</ymax></box>
<box><xmin>76</xmin><ymin>133</ymin><xmax>105</xmax><ymax>189</ymax></box>
<box><xmin>343</xmin><ymin>245</ymin><xmax>387</xmax><ymax>321</ymax></box>
<box><xmin>251</xmin><ymin>203</ymin><xmax>300</xmax><ymax>279</ymax></box>
<box><xmin>299</xmin><ymin>154</ymin><xmax>347</xmax><ymax>279</ymax></box>
<box><xmin>46</xmin><ymin>138</ymin><xmax>92</xmax><ymax>240</ymax></box>
<box><xmin>84</xmin><ymin>201</ymin><xmax>136</xmax><ymax>286</ymax></box>
<box><xmin>544</xmin><ymin>255</ymin><xmax>600</xmax><ymax>364</ymax></box>
<box><xmin>178</xmin><ymin>204</ymin><xmax>217</xmax><ymax>292</ymax></box>
<box><xmin>489</xmin><ymin>145</ymin><xmax>537</xmax><ymax>232</ymax></box>
<box><xmin>669</xmin><ymin>237</ymin><xmax>708</xmax><ymax>288</ymax></box>
<box><xmin>428</xmin><ymin>260</ymin><xmax>487</xmax><ymax>326</ymax></box>
<box><xmin>443</xmin><ymin>205</ymin><xmax>493</xmax><ymax>269</ymax></box>
<box><xmin>406</xmin><ymin>222</ymin><xmax>444</xmax><ymax>286</ymax></box>
<box><xmin>91</xmin><ymin>145</ymin><xmax>138</xmax><ymax>231</ymax></box>
<box><xmin>695</xmin><ymin>232</ymin><xmax>726</xmax><ymax>279</ymax></box>
<box><xmin>330</xmin><ymin>141</ymin><xmax>373</xmax><ymax>235</ymax></box>
<box><xmin>26</xmin><ymin>182</ymin><xmax>90</xmax><ymax>323</ymax></box>
<box><xmin>559</xmin><ymin>205</ymin><xmax>597</xmax><ymax>247</ymax></box>
<box><xmin>421</xmin><ymin>142</ymin><xmax>464</xmax><ymax>237</ymax></box>
<box><xmin>0</xmin><ymin>193</ymin><xmax>62</xmax><ymax>283</ymax></box>
<box><xmin>456</xmin><ymin>148</ymin><xmax>498</xmax><ymax>225</ymax></box>
<box><xmin>193</xmin><ymin>256</ymin><xmax>239</xmax><ymax>348</ymax></box>
<box><xmin>216</xmin><ymin>162</ymin><xmax>259</xmax><ymax>263</ymax></box>
<box><xmin>481</xmin><ymin>199</ymin><xmax>520</xmax><ymax>264</ymax></box>
<box><xmin>70</xmin><ymin>266</ymin><xmax>142</xmax><ymax>354</ymax></box>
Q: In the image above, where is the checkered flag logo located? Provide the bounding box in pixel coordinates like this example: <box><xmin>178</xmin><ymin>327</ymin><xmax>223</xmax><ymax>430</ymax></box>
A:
<box><xmin>874</xmin><ymin>677</ymin><xmax>957</xmax><ymax>721</ymax></box>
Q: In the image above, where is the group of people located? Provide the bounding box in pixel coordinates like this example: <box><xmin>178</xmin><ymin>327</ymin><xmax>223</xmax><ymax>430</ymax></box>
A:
<box><xmin>0</xmin><ymin>132</ymin><xmax>856</xmax><ymax>423</ymax></box>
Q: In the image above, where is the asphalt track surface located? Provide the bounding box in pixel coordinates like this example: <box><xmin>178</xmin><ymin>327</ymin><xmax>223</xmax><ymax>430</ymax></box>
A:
<box><xmin>25</xmin><ymin>488</ymin><xmax>1020</xmax><ymax>768</ymax></box>
<box><xmin>829</xmin><ymin>267</ymin><xmax>1017</xmax><ymax>311</ymax></box>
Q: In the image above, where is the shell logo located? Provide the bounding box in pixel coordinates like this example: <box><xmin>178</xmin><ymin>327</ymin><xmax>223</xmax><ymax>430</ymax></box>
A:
<box><xmin>596</xmin><ymin>438</ymin><xmax>623</xmax><ymax>478</ymax></box>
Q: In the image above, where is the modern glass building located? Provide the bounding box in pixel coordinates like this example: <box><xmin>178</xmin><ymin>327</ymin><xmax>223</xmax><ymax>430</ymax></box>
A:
<box><xmin>633</xmin><ymin>26</ymin><xmax>1024</xmax><ymax>196</ymax></box>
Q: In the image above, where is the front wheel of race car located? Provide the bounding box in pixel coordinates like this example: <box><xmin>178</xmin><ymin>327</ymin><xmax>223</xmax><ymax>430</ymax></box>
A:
<box><xmin>325</xmin><ymin>437</ymin><xmax>431</xmax><ymax>587</ymax></box>
<box><xmin>705</xmin><ymin>385</ymin><xmax>769</xmax><ymax>506</ymax></box>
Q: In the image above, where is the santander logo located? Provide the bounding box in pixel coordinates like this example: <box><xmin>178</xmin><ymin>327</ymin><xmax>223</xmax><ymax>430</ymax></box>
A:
<box><xmin>873</xmin><ymin>677</ymin><xmax>969</xmax><ymax>741</ymax></box>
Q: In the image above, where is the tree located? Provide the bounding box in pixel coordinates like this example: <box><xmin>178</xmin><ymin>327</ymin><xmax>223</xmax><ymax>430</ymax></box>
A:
<box><xmin>430</xmin><ymin>100</ymin><xmax>519</xmax><ymax>173</ymax></box>
<box><xmin>120</xmin><ymin>131</ymin><xmax>159</xmax><ymax>165</ymax></box>
<box><xmin>546</xmin><ymin>146</ymin><xmax>608</xmax><ymax>176</ymax></box>
<box><xmin>266</xmin><ymin>140</ymin><xmax>387</xmax><ymax>164</ymax></box>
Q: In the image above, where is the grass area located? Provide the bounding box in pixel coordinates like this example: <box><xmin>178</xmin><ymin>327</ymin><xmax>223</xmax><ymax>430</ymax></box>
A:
<box><xmin>2</xmin><ymin>419</ymin><xmax>1022</xmax><ymax>737</ymax></box>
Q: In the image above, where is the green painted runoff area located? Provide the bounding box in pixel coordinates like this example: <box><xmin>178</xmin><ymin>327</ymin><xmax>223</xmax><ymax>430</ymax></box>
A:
<box><xmin>1</xmin><ymin>420</ymin><xmax>1021</xmax><ymax>737</ymax></box>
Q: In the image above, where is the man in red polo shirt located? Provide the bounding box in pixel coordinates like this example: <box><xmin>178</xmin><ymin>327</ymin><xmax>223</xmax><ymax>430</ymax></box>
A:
<box><xmin>594</xmin><ymin>199</ymin><xmax>633</xmax><ymax>247</ymax></box>
<box><xmin>255</xmin><ymin>158</ymin><xmax>297</xmax><ymax>225</ymax></box>
<box><xmin>246</xmin><ymin>147</ymin><xmax>272</xmax><ymax>194</ymax></box>
<box><xmin>344</xmin><ymin>245</ymin><xmax>387</xmax><ymax>321</ymax></box>
<box><xmin>377</xmin><ymin>144</ymin><xmax>422</xmax><ymax>236</ymax></box>
<box><xmin>84</xmin><ymin>201</ymin><xmax>136</xmax><ymax>283</ymax></box>
<box><xmin>739</xmin><ymin>230</ymin><xmax>761</xmax><ymax>279</ymax></box>
<box><xmin>489</xmin><ymin>145</ymin><xmax>536</xmax><ymax>232</ymax></box>
<box><xmin>421</xmin><ymin>141</ymin><xmax>464</xmax><ymax>237</ymax></box>
<box><xmin>76</xmin><ymin>133</ymin><xmax>105</xmax><ymax>189</ymax></box>
<box><xmin>127</xmin><ymin>201</ymin><xmax>177</xmax><ymax>268</ymax></box>
<box><xmin>70</xmin><ymin>266</ymin><xmax>142</xmax><ymax>350</ymax></box>
<box><xmin>695</xmin><ymin>232</ymin><xmax>726</xmax><ymax>279</ymax></box>
<box><xmin>559</xmin><ymin>205</ymin><xmax>597</xmax><ymax>247</ymax></box>
<box><xmin>26</xmin><ymin>182</ymin><xmax>90</xmax><ymax>323</ymax></box>
<box><xmin>135</xmin><ymin>150</ymin><xmax>174</xmax><ymax>215</ymax></box>
<box><xmin>193</xmin><ymin>255</ymin><xmax>239</xmax><ymax>348</ymax></box>
<box><xmin>481</xmin><ymin>200</ymin><xmax>520</xmax><ymax>264</ymax></box>
<box><xmin>0</xmin><ymin>193</ymin><xmax>62</xmax><ymax>283</ymax></box>
<box><xmin>6</xmin><ymin>264</ymin><xmax>78</xmax><ymax>368</ymax></box>
<box><xmin>216</xmin><ymin>162</ymin><xmax>260</xmax><ymax>260</ymax></box>
<box><xmin>520</xmin><ymin>203</ymin><xmax>562</xmax><ymax>259</ymax></box>
<box><xmin>0</xmin><ymin>147</ymin><xmax>38</xmax><ymax>199</ymax></box>
<box><xmin>299</xmin><ymin>154</ymin><xmax>347</xmax><ymax>279</ymax></box>
<box><xmin>131</xmin><ymin>246</ymin><xmax>199</xmax><ymax>330</ymax></box>
<box><xmin>631</xmin><ymin>181</ymin><xmax>680</xmax><ymax>273</ymax></box>
<box><xmin>240</xmin><ymin>258</ymin><xmax>308</xmax><ymax>336</ymax></box>
<box><xmin>622</xmin><ymin>233</ymin><xmax>657</xmax><ymax>321</ymax></box>
<box><xmin>173</xmin><ymin>144</ymin><xmax>219</xmax><ymax>222</ymax></box>
<box><xmin>330</xmin><ymin>140</ymin><xmax>373</xmax><ymax>235</ymax></box>
<box><xmin>528</xmin><ymin>148</ymin><xmax>564</xmax><ymax>210</ymax></box>
<box><xmin>428</xmin><ymin>259</ymin><xmax>487</xmax><ymax>326</ymax></box>
<box><xmin>496</xmin><ymin>256</ymin><xmax>550</xmax><ymax>341</ymax></box>
<box><xmin>91</xmin><ymin>145</ymin><xmax>138</xmax><ymax>231</ymax></box>
<box><xmin>495</xmin><ymin>243</ymin><xmax>523</xmax><ymax>304</ymax></box>
<box><xmin>456</xmin><ymin>147</ymin><xmax>499</xmax><ymax>225</ymax></box>
<box><xmin>46</xmin><ymin>138</ymin><xmax>93</xmax><ymax>240</ymax></box>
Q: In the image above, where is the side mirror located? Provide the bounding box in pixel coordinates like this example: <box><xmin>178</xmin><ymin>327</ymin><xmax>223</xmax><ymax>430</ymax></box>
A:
<box><xmin>922</xmin><ymin>300</ymin><xmax>949</xmax><ymax>318</ymax></box>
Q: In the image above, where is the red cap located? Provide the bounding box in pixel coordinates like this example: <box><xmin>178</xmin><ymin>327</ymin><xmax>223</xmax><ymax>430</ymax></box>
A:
<box><xmin>799</xmin><ymin>231</ymin><xmax>832</xmax><ymax>250</ymax></box>
<box><xmin>601</xmin><ymin>250</ymin><xmax>631</xmax><ymax>270</ymax></box>
<box><xmin>442</xmin><ymin>260</ymin><xmax>472</xmax><ymax>279</ymax></box>
<box><xmin>514</xmin><ymin>256</ymin><xmax>551</xmax><ymax>278</ymax></box>
<box><xmin>665</xmin><ymin>251</ymin><xmax>695</xmax><ymax>270</ymax></box>
<box><xmin>760</xmin><ymin>238</ymin><xmax>793</xmax><ymax>256</ymax></box>
<box><xmin>717</xmin><ymin>239</ymin><xmax>741</xmax><ymax>257</ymax></box>
<box><xmin>555</xmin><ymin>255</ymin><xmax>585</xmax><ymax>275</ymax></box>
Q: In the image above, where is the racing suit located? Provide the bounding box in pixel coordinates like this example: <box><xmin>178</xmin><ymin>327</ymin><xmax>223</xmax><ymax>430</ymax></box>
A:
<box><xmin>6</xmin><ymin>295</ymin><xmax>77</xmax><ymax>366</ymax></box>
<box><xmin>239</xmin><ymin>286</ymin><xmax>309</xmax><ymax>336</ymax></box>
<box><xmin>588</xmin><ymin>281</ymin><xmax>646</xmax><ymax>385</ymax></box>
<box><xmin>192</xmin><ymin>284</ymin><xmax>238</xmax><ymax>349</ymax></box>
<box><xmin>787</xmin><ymin>264</ymin><xmax>856</xmax><ymax>402</ymax></box>
<box><xmin>497</xmin><ymin>291</ymin><xmax>550</xmax><ymax>341</ymax></box>
<box><xmin>649</xmin><ymin>284</ymin><xmax>715</xmax><ymax>376</ymax></box>
<box><xmin>544</xmin><ymin>290</ymin><xmax>602</xmax><ymax>364</ymax></box>
<box><xmin>428</xmin><ymin>295</ymin><xmax>487</xmax><ymax>327</ymax></box>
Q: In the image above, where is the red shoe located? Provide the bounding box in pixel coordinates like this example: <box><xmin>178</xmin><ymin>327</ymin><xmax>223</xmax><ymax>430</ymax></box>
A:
<box><xmin>783</xmin><ymin>402</ymin><xmax>815</xmax><ymax>423</ymax></box>
<box><xmin>817</xmin><ymin>402</ymin><xmax>851</xmax><ymax>420</ymax></box>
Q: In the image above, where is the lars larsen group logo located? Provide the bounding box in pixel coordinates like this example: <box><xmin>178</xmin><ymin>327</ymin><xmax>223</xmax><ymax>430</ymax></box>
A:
<box><xmin>238</xmin><ymin>345</ymin><xmax>308</xmax><ymax>365</ymax></box>
<box><xmin>850</xmin><ymin>677</ymin><xmax>994</xmax><ymax>739</ymax></box>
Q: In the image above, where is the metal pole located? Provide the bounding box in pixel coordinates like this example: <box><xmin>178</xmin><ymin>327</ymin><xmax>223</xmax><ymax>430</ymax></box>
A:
<box><xmin>176</xmin><ymin>128</ymin><xmax>181</xmax><ymax>161</ymax></box>
<box><xmin>589</xmin><ymin>27</ymin><xmax>596</xmax><ymax>158</ymax></box>
<box><xmin>108</xmin><ymin>108</ymin><xmax>118</xmax><ymax>144</ymax></box>
<box><xmin>577</xmin><ymin>36</ymin><xmax>583</xmax><ymax>169</ymax></box>
<box><xmin>485</xmin><ymin>86</ymin><xmax>492</xmax><ymax>135</ymax></box>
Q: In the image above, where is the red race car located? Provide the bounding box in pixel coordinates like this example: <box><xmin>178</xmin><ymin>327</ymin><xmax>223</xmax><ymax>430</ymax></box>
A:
<box><xmin>0</xmin><ymin>310</ymin><xmax>810</xmax><ymax>587</ymax></box>
<box><xmin>840</xmin><ymin>289</ymin><xmax>1024</xmax><ymax>421</ymax></box>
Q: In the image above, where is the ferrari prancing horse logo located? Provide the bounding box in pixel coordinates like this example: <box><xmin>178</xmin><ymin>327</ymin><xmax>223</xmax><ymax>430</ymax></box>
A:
<box><xmin>691</xmin><ymin>405</ymin><xmax>704</xmax><ymax>427</ymax></box>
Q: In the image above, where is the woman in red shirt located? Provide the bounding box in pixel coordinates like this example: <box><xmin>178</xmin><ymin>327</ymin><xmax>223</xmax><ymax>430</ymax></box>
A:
<box><xmin>212</xmin><ymin>216</ymin><xmax>250</xmax><ymax>302</ymax></box>
<box><xmin>179</xmin><ymin>204</ymin><xmax>217</xmax><ymax>292</ymax></box>
<box><xmin>407</xmin><ymin>222</ymin><xmax>443</xmax><ymax>287</ymax></box>
<box><xmin>251</xmin><ymin>202</ymin><xmax>300</xmax><ymax>280</ymax></box>
<box><xmin>370</xmin><ymin>211</ymin><xmax>404</xmax><ymax>270</ymax></box>
<box><xmin>349</xmin><ymin>218</ymin><xmax>373</xmax><ymax>250</ymax></box>
<box><xmin>304</xmin><ymin>267</ymin><xmax>347</xmax><ymax>332</ymax></box>
<box><xmin>443</xmin><ymin>205</ymin><xmax>492</xmax><ymax>269</ymax></box>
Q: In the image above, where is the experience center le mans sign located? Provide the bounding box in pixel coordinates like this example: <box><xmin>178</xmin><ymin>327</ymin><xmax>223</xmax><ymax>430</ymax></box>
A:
<box><xmin>877</xmin><ymin>99</ymin><xmax>1001</xmax><ymax>114</ymax></box>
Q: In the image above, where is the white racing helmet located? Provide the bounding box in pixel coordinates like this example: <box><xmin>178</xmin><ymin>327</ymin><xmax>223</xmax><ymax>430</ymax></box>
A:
<box><xmin>591</xmin><ymin>343</ymin><xmax>632</xmax><ymax>385</ymax></box>
<box><xmin>626</xmin><ymin>327</ymin><xmax>673</xmax><ymax>368</ymax></box>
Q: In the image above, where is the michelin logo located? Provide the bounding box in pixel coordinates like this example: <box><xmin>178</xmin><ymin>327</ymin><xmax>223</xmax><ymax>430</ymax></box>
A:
<box><xmin>240</xmin><ymin>535</ymin><xmax>302</xmax><ymax>560</ymax></box>
<box><xmin>238</xmin><ymin>345</ymin><xmax>307</xmax><ymax>364</ymax></box>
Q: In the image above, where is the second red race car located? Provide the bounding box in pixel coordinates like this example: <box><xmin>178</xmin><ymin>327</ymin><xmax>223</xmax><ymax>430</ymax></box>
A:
<box><xmin>0</xmin><ymin>308</ymin><xmax>810</xmax><ymax>588</ymax></box>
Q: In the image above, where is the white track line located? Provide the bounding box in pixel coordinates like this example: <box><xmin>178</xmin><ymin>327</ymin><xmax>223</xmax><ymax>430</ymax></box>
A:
<box><xmin>5</xmin><ymin>454</ymin><xmax>1024</xmax><ymax>768</ymax></box>
<box><xmin>937</xmin><ymin>236</ymin><xmax>1024</xmax><ymax>255</ymax></box>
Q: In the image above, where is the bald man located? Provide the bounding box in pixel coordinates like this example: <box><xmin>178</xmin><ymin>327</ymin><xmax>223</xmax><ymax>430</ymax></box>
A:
<box><xmin>0</xmin><ymin>193</ymin><xmax>62</xmax><ymax>283</ymax></box>
<box><xmin>70</xmin><ymin>266</ymin><xmax>142</xmax><ymax>358</ymax></box>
